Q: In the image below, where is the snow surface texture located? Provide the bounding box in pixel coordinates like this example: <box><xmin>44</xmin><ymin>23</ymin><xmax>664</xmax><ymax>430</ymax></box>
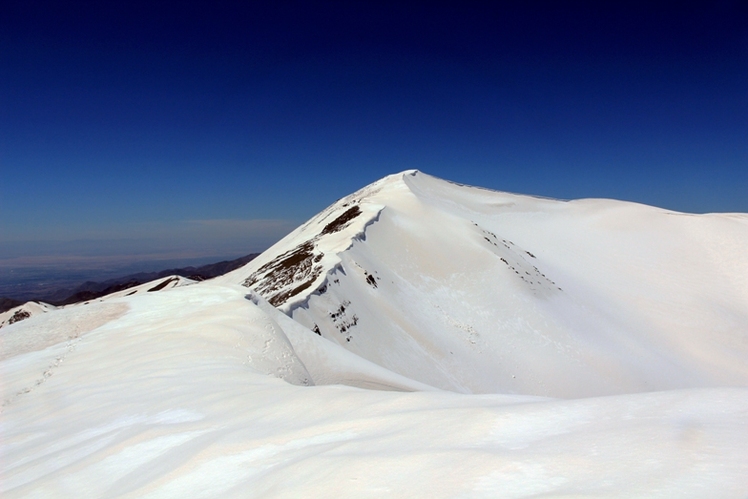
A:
<box><xmin>2</xmin><ymin>171</ymin><xmax>747</xmax><ymax>497</ymax></box>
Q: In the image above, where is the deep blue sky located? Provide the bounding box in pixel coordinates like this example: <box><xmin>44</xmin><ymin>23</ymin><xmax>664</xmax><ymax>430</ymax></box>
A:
<box><xmin>1</xmin><ymin>1</ymin><xmax>747</xmax><ymax>271</ymax></box>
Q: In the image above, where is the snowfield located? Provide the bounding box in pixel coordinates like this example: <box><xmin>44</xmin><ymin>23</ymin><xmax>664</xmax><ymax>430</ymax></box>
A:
<box><xmin>2</xmin><ymin>171</ymin><xmax>747</xmax><ymax>497</ymax></box>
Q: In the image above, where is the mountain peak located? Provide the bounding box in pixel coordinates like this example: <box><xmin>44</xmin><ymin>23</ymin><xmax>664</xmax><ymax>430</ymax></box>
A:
<box><xmin>226</xmin><ymin>170</ymin><xmax>748</xmax><ymax>396</ymax></box>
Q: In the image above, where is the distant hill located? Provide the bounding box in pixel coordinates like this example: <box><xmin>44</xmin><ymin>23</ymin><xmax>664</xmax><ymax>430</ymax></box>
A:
<box><xmin>0</xmin><ymin>253</ymin><xmax>259</xmax><ymax>313</ymax></box>
<box><xmin>0</xmin><ymin>297</ymin><xmax>24</xmax><ymax>315</ymax></box>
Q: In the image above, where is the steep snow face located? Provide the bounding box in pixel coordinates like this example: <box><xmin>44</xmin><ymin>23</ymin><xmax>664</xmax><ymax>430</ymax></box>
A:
<box><xmin>228</xmin><ymin>171</ymin><xmax>748</xmax><ymax>397</ymax></box>
<box><xmin>218</xmin><ymin>173</ymin><xmax>405</xmax><ymax>311</ymax></box>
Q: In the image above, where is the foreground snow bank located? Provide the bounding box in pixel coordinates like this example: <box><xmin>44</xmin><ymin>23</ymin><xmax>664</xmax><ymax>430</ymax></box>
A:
<box><xmin>2</xmin><ymin>282</ymin><xmax>747</xmax><ymax>498</ymax></box>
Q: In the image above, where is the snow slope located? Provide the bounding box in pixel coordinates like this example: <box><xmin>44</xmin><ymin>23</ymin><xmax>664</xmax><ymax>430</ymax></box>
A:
<box><xmin>2</xmin><ymin>171</ymin><xmax>748</xmax><ymax>497</ymax></box>
<box><xmin>220</xmin><ymin>170</ymin><xmax>748</xmax><ymax>397</ymax></box>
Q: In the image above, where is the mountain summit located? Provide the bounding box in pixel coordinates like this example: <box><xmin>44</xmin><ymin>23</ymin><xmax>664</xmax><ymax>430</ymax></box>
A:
<box><xmin>219</xmin><ymin>170</ymin><xmax>748</xmax><ymax>396</ymax></box>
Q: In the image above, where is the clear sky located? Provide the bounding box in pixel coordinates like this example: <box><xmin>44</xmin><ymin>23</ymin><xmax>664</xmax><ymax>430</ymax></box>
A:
<box><xmin>1</xmin><ymin>1</ymin><xmax>747</xmax><ymax>271</ymax></box>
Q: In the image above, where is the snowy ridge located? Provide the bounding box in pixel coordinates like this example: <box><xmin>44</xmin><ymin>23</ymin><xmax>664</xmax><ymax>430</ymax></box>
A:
<box><xmin>218</xmin><ymin>171</ymin><xmax>412</xmax><ymax>312</ymax></box>
<box><xmin>0</xmin><ymin>301</ymin><xmax>57</xmax><ymax>330</ymax></box>
<box><xmin>227</xmin><ymin>170</ymin><xmax>748</xmax><ymax>396</ymax></box>
<box><xmin>0</xmin><ymin>275</ymin><xmax>194</xmax><ymax>332</ymax></box>
<box><xmin>2</xmin><ymin>171</ymin><xmax>747</xmax><ymax>497</ymax></box>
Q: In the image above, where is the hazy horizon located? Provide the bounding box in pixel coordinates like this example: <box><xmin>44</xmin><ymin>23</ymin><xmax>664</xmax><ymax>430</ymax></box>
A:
<box><xmin>0</xmin><ymin>251</ymin><xmax>265</xmax><ymax>301</ymax></box>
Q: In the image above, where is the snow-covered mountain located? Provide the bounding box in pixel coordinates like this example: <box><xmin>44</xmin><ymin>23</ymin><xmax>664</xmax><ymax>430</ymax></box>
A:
<box><xmin>219</xmin><ymin>170</ymin><xmax>748</xmax><ymax>397</ymax></box>
<box><xmin>2</xmin><ymin>171</ymin><xmax>747</xmax><ymax>497</ymax></box>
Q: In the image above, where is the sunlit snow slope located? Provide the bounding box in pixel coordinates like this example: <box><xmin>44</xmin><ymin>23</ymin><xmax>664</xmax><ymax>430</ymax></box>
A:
<box><xmin>221</xmin><ymin>170</ymin><xmax>748</xmax><ymax>397</ymax></box>
<box><xmin>2</xmin><ymin>171</ymin><xmax>748</xmax><ymax>498</ymax></box>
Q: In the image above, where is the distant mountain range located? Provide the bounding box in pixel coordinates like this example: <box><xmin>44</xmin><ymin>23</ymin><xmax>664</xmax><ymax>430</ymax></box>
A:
<box><xmin>0</xmin><ymin>253</ymin><xmax>259</xmax><ymax>313</ymax></box>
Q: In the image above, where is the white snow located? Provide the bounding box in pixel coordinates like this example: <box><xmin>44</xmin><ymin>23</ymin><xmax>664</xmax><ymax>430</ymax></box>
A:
<box><xmin>2</xmin><ymin>171</ymin><xmax>747</xmax><ymax>497</ymax></box>
<box><xmin>222</xmin><ymin>170</ymin><xmax>748</xmax><ymax>396</ymax></box>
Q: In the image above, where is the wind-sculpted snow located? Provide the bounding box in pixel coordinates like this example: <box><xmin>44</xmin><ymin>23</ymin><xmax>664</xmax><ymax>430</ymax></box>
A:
<box><xmin>229</xmin><ymin>171</ymin><xmax>748</xmax><ymax>396</ymax></box>
<box><xmin>230</xmin><ymin>178</ymin><xmax>386</xmax><ymax>312</ymax></box>
<box><xmin>2</xmin><ymin>171</ymin><xmax>748</xmax><ymax>497</ymax></box>
<box><xmin>1</xmin><ymin>281</ymin><xmax>747</xmax><ymax>497</ymax></box>
<box><xmin>238</xmin><ymin>203</ymin><xmax>373</xmax><ymax>307</ymax></box>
